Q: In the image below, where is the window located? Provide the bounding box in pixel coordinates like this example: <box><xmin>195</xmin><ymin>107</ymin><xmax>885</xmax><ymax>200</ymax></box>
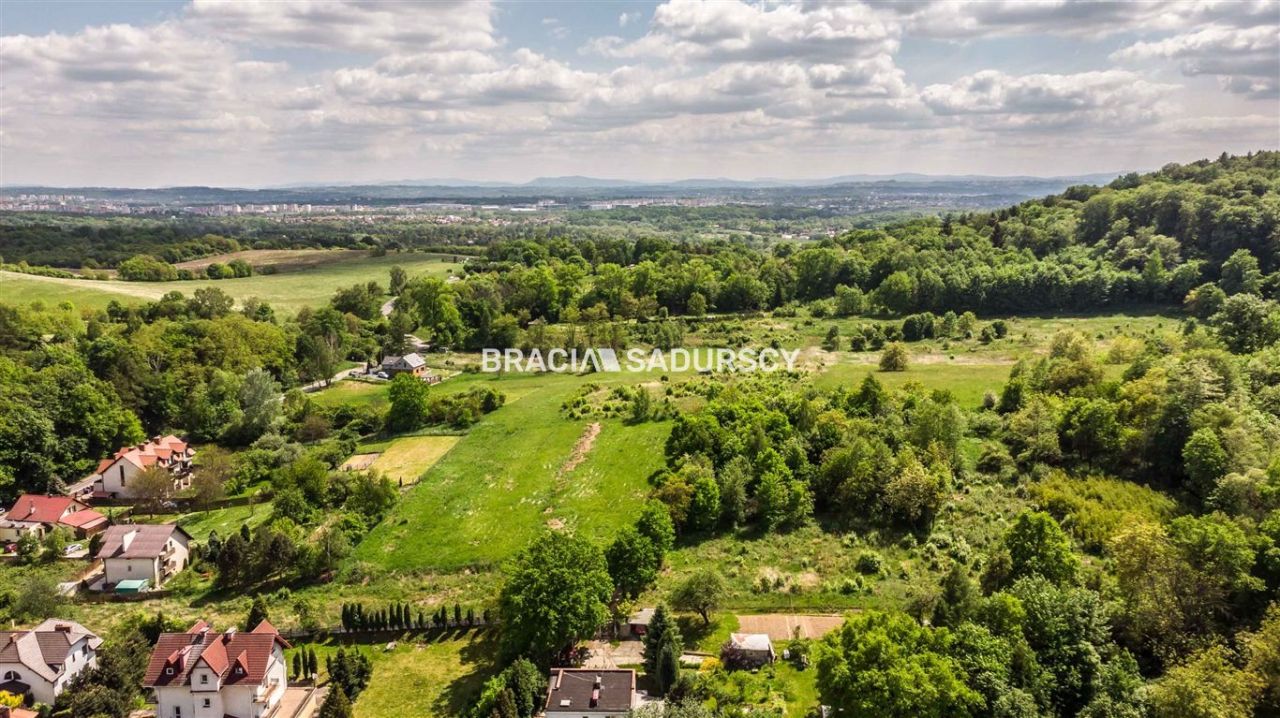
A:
<box><xmin>202</xmin><ymin>699</ymin><xmax>211</xmax><ymax>708</ymax></box>
<box><xmin>201</xmin><ymin>674</ymin><xmax>208</xmax><ymax>684</ymax></box>
<box><xmin>173</xmin><ymin>708</ymin><xmax>181</xmax><ymax>718</ymax></box>
<box><xmin>2</xmin><ymin>670</ymin><xmax>19</xmax><ymax>681</ymax></box>
<box><xmin>165</xmin><ymin>667</ymin><xmax>174</xmax><ymax>676</ymax></box>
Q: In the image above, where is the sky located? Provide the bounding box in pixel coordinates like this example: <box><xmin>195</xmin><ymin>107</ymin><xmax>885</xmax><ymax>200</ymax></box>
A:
<box><xmin>1</xmin><ymin>0</ymin><xmax>1277</xmax><ymax>187</ymax></box>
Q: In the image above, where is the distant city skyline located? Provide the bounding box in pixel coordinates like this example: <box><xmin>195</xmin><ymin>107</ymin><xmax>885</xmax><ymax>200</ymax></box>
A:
<box><xmin>2</xmin><ymin>0</ymin><xmax>1277</xmax><ymax>187</ymax></box>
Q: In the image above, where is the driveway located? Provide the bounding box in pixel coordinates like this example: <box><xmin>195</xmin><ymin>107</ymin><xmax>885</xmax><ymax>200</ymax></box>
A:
<box><xmin>278</xmin><ymin>686</ymin><xmax>325</xmax><ymax>718</ymax></box>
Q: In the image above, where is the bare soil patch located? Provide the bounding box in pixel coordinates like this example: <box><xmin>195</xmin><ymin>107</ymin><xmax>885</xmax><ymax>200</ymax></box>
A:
<box><xmin>558</xmin><ymin>422</ymin><xmax>601</xmax><ymax>477</ymax></box>
<box><xmin>340</xmin><ymin>452</ymin><xmax>381</xmax><ymax>471</ymax></box>
<box><xmin>735</xmin><ymin>614</ymin><xmax>846</xmax><ymax>641</ymax></box>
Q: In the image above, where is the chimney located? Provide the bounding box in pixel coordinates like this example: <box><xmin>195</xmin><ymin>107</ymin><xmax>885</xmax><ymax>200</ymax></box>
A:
<box><xmin>223</xmin><ymin>627</ymin><xmax>237</xmax><ymax>642</ymax></box>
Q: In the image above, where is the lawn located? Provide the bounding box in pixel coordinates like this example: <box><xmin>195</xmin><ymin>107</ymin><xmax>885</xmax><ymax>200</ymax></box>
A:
<box><xmin>0</xmin><ymin>253</ymin><xmax>461</xmax><ymax>314</ymax></box>
<box><xmin>357</xmin><ymin>631</ymin><xmax>499</xmax><ymax>718</ymax></box>
<box><xmin>177</xmin><ymin>501</ymin><xmax>275</xmax><ymax>541</ymax></box>
<box><xmin>351</xmin><ymin>371</ymin><xmax>671</xmax><ymax>573</ymax></box>
<box><xmin>284</xmin><ymin>630</ymin><xmax>498</xmax><ymax>718</ymax></box>
<box><xmin>312</xmin><ymin>380</ymin><xmax>390</xmax><ymax>410</ymax></box>
<box><xmin>370</xmin><ymin>436</ymin><xmax>462</xmax><ymax>485</ymax></box>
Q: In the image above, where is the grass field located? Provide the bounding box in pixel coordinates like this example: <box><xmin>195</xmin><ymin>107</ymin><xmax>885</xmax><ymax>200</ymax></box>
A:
<box><xmin>814</xmin><ymin>358</ymin><xmax>1013</xmax><ymax>407</ymax></box>
<box><xmin>351</xmin><ymin>371</ymin><xmax>671</xmax><ymax>572</ymax></box>
<box><xmin>0</xmin><ymin>253</ymin><xmax>461</xmax><ymax>313</ymax></box>
<box><xmin>370</xmin><ymin>436</ymin><xmax>462</xmax><ymax>485</ymax></box>
<box><xmin>174</xmin><ymin>249</ymin><xmax>374</xmax><ymax>272</ymax></box>
<box><xmin>285</xmin><ymin>630</ymin><xmax>498</xmax><ymax>718</ymax></box>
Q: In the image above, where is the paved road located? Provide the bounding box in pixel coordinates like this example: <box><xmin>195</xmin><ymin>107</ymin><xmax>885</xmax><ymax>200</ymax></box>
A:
<box><xmin>381</xmin><ymin>296</ymin><xmax>397</xmax><ymax>317</ymax></box>
<box><xmin>300</xmin><ymin>367</ymin><xmax>360</xmax><ymax>393</ymax></box>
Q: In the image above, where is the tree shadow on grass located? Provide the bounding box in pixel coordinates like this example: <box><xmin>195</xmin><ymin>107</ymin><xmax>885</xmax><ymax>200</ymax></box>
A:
<box><xmin>433</xmin><ymin>630</ymin><xmax>502</xmax><ymax>717</ymax></box>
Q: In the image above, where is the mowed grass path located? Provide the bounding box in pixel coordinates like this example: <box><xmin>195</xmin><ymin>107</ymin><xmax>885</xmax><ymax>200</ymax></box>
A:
<box><xmin>0</xmin><ymin>253</ymin><xmax>460</xmax><ymax>313</ymax></box>
<box><xmin>353</xmin><ymin>372</ymin><xmax>669</xmax><ymax>572</ymax></box>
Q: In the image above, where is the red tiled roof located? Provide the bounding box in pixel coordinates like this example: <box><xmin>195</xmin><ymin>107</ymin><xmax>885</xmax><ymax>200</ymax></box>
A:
<box><xmin>60</xmin><ymin>509</ymin><xmax>107</xmax><ymax>529</ymax></box>
<box><xmin>97</xmin><ymin>435</ymin><xmax>192</xmax><ymax>476</ymax></box>
<box><xmin>144</xmin><ymin>622</ymin><xmax>288</xmax><ymax>688</ymax></box>
<box><xmin>5</xmin><ymin>495</ymin><xmax>86</xmax><ymax>525</ymax></box>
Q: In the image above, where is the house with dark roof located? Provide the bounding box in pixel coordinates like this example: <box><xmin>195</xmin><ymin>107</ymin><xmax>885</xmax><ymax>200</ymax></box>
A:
<box><xmin>0</xmin><ymin>619</ymin><xmax>102</xmax><ymax>706</ymax></box>
<box><xmin>90</xmin><ymin>435</ymin><xmax>194</xmax><ymax>500</ymax></box>
<box><xmin>544</xmin><ymin>669</ymin><xmax>638</xmax><ymax>718</ymax></box>
<box><xmin>380</xmin><ymin>352</ymin><xmax>438</xmax><ymax>381</ymax></box>
<box><xmin>144</xmin><ymin>621</ymin><xmax>290</xmax><ymax>718</ymax></box>
<box><xmin>0</xmin><ymin>494</ymin><xmax>107</xmax><ymax>540</ymax></box>
<box><xmin>95</xmin><ymin>524</ymin><xmax>191</xmax><ymax>591</ymax></box>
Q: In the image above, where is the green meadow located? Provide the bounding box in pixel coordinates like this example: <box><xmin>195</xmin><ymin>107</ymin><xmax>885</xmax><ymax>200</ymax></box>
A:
<box><xmin>351</xmin><ymin>371</ymin><xmax>671</xmax><ymax>573</ymax></box>
<box><xmin>0</xmin><ymin>253</ymin><xmax>460</xmax><ymax>314</ymax></box>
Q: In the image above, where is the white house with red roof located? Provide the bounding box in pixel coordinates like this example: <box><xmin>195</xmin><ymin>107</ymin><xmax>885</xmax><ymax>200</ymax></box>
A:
<box><xmin>144</xmin><ymin>621</ymin><xmax>290</xmax><ymax>718</ymax></box>
<box><xmin>0</xmin><ymin>619</ymin><xmax>102</xmax><ymax>706</ymax></box>
<box><xmin>91</xmin><ymin>435</ymin><xmax>194</xmax><ymax>500</ymax></box>
<box><xmin>0</xmin><ymin>495</ymin><xmax>107</xmax><ymax>540</ymax></box>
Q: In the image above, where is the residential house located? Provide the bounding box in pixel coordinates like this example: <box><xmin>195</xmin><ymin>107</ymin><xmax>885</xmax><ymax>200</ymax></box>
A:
<box><xmin>144</xmin><ymin>621</ymin><xmax>290</xmax><ymax>718</ymax></box>
<box><xmin>626</xmin><ymin>608</ymin><xmax>655</xmax><ymax>637</ymax></box>
<box><xmin>0</xmin><ymin>706</ymin><xmax>39</xmax><ymax>718</ymax></box>
<box><xmin>544</xmin><ymin>669</ymin><xmax>638</xmax><ymax>718</ymax></box>
<box><xmin>1</xmin><ymin>495</ymin><xmax>107</xmax><ymax>539</ymax></box>
<box><xmin>91</xmin><ymin>435</ymin><xmax>194</xmax><ymax>500</ymax></box>
<box><xmin>0</xmin><ymin>619</ymin><xmax>102</xmax><ymax>706</ymax></box>
<box><xmin>721</xmin><ymin>633</ymin><xmax>775</xmax><ymax>669</ymax></box>
<box><xmin>0</xmin><ymin>517</ymin><xmax>42</xmax><ymax>545</ymax></box>
<box><xmin>95</xmin><ymin>524</ymin><xmax>191</xmax><ymax>592</ymax></box>
<box><xmin>380</xmin><ymin>353</ymin><xmax>438</xmax><ymax>382</ymax></box>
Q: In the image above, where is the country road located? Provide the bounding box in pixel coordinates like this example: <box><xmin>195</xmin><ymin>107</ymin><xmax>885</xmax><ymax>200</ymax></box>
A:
<box><xmin>300</xmin><ymin>366</ymin><xmax>360</xmax><ymax>393</ymax></box>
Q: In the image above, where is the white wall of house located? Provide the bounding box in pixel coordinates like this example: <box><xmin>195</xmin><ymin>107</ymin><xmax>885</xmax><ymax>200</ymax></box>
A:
<box><xmin>156</xmin><ymin>684</ymin><xmax>214</xmax><ymax>718</ymax></box>
<box><xmin>95</xmin><ymin>460</ymin><xmax>142</xmax><ymax>498</ymax></box>
<box><xmin>0</xmin><ymin>664</ymin><xmax>54</xmax><ymax>705</ymax></box>
<box><xmin>104</xmin><ymin>556</ymin><xmax>160</xmax><ymax>587</ymax></box>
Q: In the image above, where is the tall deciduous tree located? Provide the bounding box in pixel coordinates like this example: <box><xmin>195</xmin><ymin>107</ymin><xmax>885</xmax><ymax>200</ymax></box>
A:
<box><xmin>816</xmin><ymin>611</ymin><xmax>980</xmax><ymax>718</ymax></box>
<box><xmin>498</xmin><ymin>531</ymin><xmax>613</xmax><ymax>662</ymax></box>
<box><xmin>670</xmin><ymin>569</ymin><xmax>726</xmax><ymax>626</ymax></box>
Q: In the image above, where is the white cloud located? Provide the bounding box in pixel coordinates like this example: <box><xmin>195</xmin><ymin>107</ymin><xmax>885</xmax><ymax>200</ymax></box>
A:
<box><xmin>1</xmin><ymin>0</ymin><xmax>1275</xmax><ymax>185</ymax></box>
<box><xmin>921</xmin><ymin>70</ymin><xmax>1173</xmax><ymax>130</ymax></box>
<box><xmin>599</xmin><ymin>0</ymin><xmax>900</xmax><ymax>63</ymax></box>
<box><xmin>185</xmin><ymin>0</ymin><xmax>498</xmax><ymax>53</ymax></box>
<box><xmin>1113</xmin><ymin>25</ymin><xmax>1279</xmax><ymax>99</ymax></box>
<box><xmin>902</xmin><ymin>0</ymin><xmax>1279</xmax><ymax>39</ymax></box>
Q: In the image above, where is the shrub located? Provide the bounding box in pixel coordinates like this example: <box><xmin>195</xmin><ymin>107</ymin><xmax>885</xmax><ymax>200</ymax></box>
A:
<box><xmin>879</xmin><ymin>343</ymin><xmax>909</xmax><ymax>372</ymax></box>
